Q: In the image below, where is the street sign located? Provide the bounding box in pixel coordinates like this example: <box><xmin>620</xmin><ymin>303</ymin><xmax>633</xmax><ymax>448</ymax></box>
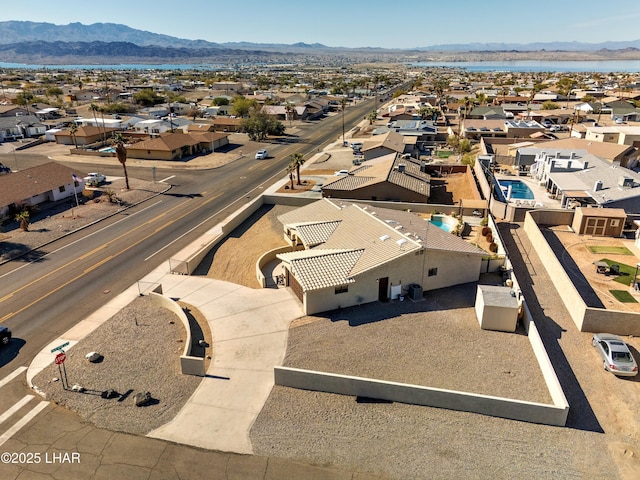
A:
<box><xmin>50</xmin><ymin>341</ymin><xmax>70</xmax><ymax>353</ymax></box>
<box><xmin>54</xmin><ymin>352</ymin><xmax>67</xmax><ymax>365</ymax></box>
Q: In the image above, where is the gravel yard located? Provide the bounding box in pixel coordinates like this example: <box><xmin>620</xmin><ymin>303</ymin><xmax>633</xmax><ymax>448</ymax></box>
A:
<box><xmin>0</xmin><ymin>177</ymin><xmax>168</xmax><ymax>261</ymax></box>
<box><xmin>283</xmin><ymin>284</ymin><xmax>550</xmax><ymax>402</ymax></box>
<box><xmin>32</xmin><ymin>295</ymin><xmax>202</xmax><ymax>435</ymax></box>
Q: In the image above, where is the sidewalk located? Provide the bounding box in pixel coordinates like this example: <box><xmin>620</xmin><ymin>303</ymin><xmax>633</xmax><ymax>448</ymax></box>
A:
<box><xmin>26</xmin><ymin>183</ymin><xmax>304</xmax><ymax>454</ymax></box>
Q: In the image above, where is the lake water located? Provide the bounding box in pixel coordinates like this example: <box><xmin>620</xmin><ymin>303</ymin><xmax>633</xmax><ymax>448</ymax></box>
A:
<box><xmin>410</xmin><ymin>60</ymin><xmax>640</xmax><ymax>73</ymax></box>
<box><xmin>2</xmin><ymin>59</ymin><xmax>640</xmax><ymax>73</ymax></box>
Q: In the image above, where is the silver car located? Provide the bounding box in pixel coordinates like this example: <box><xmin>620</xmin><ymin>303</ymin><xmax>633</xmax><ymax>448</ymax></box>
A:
<box><xmin>592</xmin><ymin>333</ymin><xmax>638</xmax><ymax>377</ymax></box>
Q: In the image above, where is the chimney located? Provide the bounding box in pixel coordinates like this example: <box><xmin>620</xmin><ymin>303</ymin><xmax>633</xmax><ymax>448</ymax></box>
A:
<box><xmin>594</xmin><ymin>180</ymin><xmax>603</xmax><ymax>191</ymax></box>
<box><xmin>398</xmin><ymin>163</ymin><xmax>406</xmax><ymax>173</ymax></box>
<box><xmin>583</xmin><ymin>161</ymin><xmax>588</xmax><ymax>169</ymax></box>
<box><xmin>556</xmin><ymin>151</ymin><xmax>561</xmax><ymax>159</ymax></box>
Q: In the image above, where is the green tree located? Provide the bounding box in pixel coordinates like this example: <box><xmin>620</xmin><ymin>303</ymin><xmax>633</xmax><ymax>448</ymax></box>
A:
<box><xmin>133</xmin><ymin>89</ymin><xmax>163</xmax><ymax>106</ymax></box>
<box><xmin>111</xmin><ymin>133</ymin><xmax>130</xmax><ymax>190</ymax></box>
<box><xmin>231</xmin><ymin>95</ymin><xmax>257</xmax><ymax>117</ymax></box>
<box><xmin>459</xmin><ymin>139</ymin><xmax>472</xmax><ymax>154</ymax></box>
<box><xmin>541</xmin><ymin>101</ymin><xmax>560</xmax><ymax>110</ymax></box>
<box><xmin>367</xmin><ymin>110</ymin><xmax>377</xmax><ymax>125</ymax></box>
<box><xmin>240</xmin><ymin>110</ymin><xmax>283</xmax><ymax>141</ymax></box>
<box><xmin>289</xmin><ymin>153</ymin><xmax>306</xmax><ymax>186</ymax></box>
<box><xmin>46</xmin><ymin>86</ymin><xmax>63</xmax><ymax>99</ymax></box>
<box><xmin>211</xmin><ymin>97</ymin><xmax>229</xmax><ymax>106</ymax></box>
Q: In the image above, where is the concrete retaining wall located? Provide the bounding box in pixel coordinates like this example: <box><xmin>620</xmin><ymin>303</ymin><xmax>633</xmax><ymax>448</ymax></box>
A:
<box><xmin>149</xmin><ymin>291</ymin><xmax>205</xmax><ymax>376</ymax></box>
<box><xmin>256</xmin><ymin>245</ymin><xmax>295</xmax><ymax>287</ymax></box>
<box><xmin>274</xmin><ymin>367</ymin><xmax>567</xmax><ymax>426</ymax></box>
<box><xmin>524</xmin><ymin>209</ymin><xmax>640</xmax><ymax>335</ymax></box>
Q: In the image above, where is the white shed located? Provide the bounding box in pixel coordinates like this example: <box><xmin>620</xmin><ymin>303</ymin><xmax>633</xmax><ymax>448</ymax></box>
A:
<box><xmin>45</xmin><ymin>128</ymin><xmax>62</xmax><ymax>142</ymax></box>
<box><xmin>475</xmin><ymin>285</ymin><xmax>519</xmax><ymax>332</ymax></box>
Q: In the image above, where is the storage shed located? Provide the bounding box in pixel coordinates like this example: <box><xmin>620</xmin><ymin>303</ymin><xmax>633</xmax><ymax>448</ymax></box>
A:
<box><xmin>475</xmin><ymin>285</ymin><xmax>519</xmax><ymax>332</ymax></box>
<box><xmin>571</xmin><ymin>207</ymin><xmax>626</xmax><ymax>237</ymax></box>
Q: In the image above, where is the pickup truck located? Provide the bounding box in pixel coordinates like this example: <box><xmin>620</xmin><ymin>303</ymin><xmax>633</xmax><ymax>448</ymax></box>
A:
<box><xmin>84</xmin><ymin>172</ymin><xmax>106</xmax><ymax>186</ymax></box>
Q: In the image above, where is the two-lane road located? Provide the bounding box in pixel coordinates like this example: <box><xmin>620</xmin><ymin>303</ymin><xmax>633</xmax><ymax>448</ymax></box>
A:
<box><xmin>0</xmin><ymin>96</ymin><xmax>380</xmax><ymax>370</ymax></box>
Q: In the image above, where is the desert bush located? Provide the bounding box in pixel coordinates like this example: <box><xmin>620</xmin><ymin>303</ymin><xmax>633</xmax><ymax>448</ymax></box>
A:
<box><xmin>489</xmin><ymin>242</ymin><xmax>498</xmax><ymax>253</ymax></box>
<box><xmin>481</xmin><ymin>226</ymin><xmax>491</xmax><ymax>236</ymax></box>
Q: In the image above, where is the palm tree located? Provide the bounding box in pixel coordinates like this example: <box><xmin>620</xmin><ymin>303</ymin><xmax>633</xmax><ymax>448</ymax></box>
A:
<box><xmin>89</xmin><ymin>103</ymin><xmax>100</xmax><ymax>137</ymax></box>
<box><xmin>69</xmin><ymin>123</ymin><xmax>78</xmax><ymax>148</ymax></box>
<box><xmin>340</xmin><ymin>97</ymin><xmax>348</xmax><ymax>144</ymax></box>
<box><xmin>15</xmin><ymin>209</ymin><xmax>30</xmax><ymax>231</ymax></box>
<box><xmin>289</xmin><ymin>153</ymin><xmax>305</xmax><ymax>186</ymax></box>
<box><xmin>112</xmin><ymin>133</ymin><xmax>130</xmax><ymax>189</ymax></box>
<box><xmin>98</xmin><ymin>105</ymin><xmax>107</xmax><ymax>142</ymax></box>
<box><xmin>286</xmin><ymin>163</ymin><xmax>296</xmax><ymax>190</ymax></box>
<box><xmin>284</xmin><ymin>103</ymin><xmax>295</xmax><ymax>127</ymax></box>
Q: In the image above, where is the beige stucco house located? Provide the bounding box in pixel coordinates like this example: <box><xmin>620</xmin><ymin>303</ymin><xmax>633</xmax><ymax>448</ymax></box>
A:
<box><xmin>276</xmin><ymin>199</ymin><xmax>486</xmax><ymax>315</ymax></box>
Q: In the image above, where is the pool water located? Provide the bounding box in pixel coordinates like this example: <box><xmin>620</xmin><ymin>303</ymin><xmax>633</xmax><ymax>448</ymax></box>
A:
<box><xmin>100</xmin><ymin>147</ymin><xmax>116</xmax><ymax>153</ymax></box>
<box><xmin>429</xmin><ymin>215</ymin><xmax>455</xmax><ymax>233</ymax></box>
<box><xmin>499</xmin><ymin>180</ymin><xmax>534</xmax><ymax>200</ymax></box>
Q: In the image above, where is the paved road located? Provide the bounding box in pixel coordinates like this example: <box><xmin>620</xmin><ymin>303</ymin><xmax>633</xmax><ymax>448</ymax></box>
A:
<box><xmin>0</xmin><ymin>96</ymin><xmax>393</xmax><ymax>479</ymax></box>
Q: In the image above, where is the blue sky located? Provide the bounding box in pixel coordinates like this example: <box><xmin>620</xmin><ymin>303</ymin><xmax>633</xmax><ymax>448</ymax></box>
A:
<box><xmin>8</xmin><ymin>0</ymin><xmax>640</xmax><ymax>48</ymax></box>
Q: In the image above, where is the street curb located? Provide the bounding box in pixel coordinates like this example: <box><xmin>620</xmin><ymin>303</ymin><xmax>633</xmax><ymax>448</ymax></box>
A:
<box><xmin>0</xmin><ymin>182</ymin><xmax>173</xmax><ymax>266</ymax></box>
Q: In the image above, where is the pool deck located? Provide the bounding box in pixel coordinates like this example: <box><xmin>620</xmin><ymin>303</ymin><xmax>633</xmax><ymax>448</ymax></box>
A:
<box><xmin>496</xmin><ymin>174</ymin><xmax>563</xmax><ymax>209</ymax></box>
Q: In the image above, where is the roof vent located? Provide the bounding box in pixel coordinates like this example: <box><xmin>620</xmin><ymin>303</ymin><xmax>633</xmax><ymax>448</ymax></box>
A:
<box><xmin>398</xmin><ymin>163</ymin><xmax>406</xmax><ymax>173</ymax></box>
<box><xmin>396</xmin><ymin>239</ymin><xmax>408</xmax><ymax>247</ymax></box>
<box><xmin>379</xmin><ymin>234</ymin><xmax>390</xmax><ymax>242</ymax></box>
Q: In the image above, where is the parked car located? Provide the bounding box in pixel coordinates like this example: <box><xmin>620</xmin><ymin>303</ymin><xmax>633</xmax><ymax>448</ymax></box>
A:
<box><xmin>350</xmin><ymin>142</ymin><xmax>363</xmax><ymax>150</ymax></box>
<box><xmin>83</xmin><ymin>172</ymin><xmax>106</xmax><ymax>186</ymax></box>
<box><xmin>334</xmin><ymin>169</ymin><xmax>350</xmax><ymax>176</ymax></box>
<box><xmin>0</xmin><ymin>325</ymin><xmax>11</xmax><ymax>347</ymax></box>
<box><xmin>615</xmin><ymin>117</ymin><xmax>625</xmax><ymax>124</ymax></box>
<box><xmin>541</xmin><ymin>120</ymin><xmax>552</xmax><ymax>128</ymax></box>
<box><xmin>592</xmin><ymin>333</ymin><xmax>638</xmax><ymax>377</ymax></box>
<box><xmin>255</xmin><ymin>150</ymin><xmax>268</xmax><ymax>160</ymax></box>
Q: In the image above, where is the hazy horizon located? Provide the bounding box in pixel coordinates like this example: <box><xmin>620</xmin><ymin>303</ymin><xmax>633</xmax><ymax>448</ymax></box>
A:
<box><xmin>8</xmin><ymin>0</ymin><xmax>640</xmax><ymax>49</ymax></box>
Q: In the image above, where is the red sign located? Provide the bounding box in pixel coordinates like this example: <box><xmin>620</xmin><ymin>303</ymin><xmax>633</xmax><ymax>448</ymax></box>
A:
<box><xmin>54</xmin><ymin>352</ymin><xmax>67</xmax><ymax>365</ymax></box>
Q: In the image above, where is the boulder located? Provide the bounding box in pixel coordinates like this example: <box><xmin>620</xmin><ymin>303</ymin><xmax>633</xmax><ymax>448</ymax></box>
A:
<box><xmin>86</xmin><ymin>351</ymin><xmax>102</xmax><ymax>363</ymax></box>
<box><xmin>133</xmin><ymin>391</ymin><xmax>152</xmax><ymax>407</ymax></box>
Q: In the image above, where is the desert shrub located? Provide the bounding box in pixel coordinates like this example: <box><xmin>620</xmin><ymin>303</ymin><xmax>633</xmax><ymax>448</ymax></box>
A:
<box><xmin>486</xmin><ymin>234</ymin><xmax>494</xmax><ymax>243</ymax></box>
<box><xmin>489</xmin><ymin>242</ymin><xmax>498</xmax><ymax>253</ymax></box>
<box><xmin>481</xmin><ymin>226</ymin><xmax>491</xmax><ymax>236</ymax></box>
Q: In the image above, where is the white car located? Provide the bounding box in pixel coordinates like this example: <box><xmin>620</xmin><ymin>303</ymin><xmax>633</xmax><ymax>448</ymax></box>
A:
<box><xmin>592</xmin><ymin>333</ymin><xmax>638</xmax><ymax>377</ymax></box>
<box><xmin>83</xmin><ymin>172</ymin><xmax>106</xmax><ymax>186</ymax></box>
<box><xmin>334</xmin><ymin>169</ymin><xmax>350</xmax><ymax>176</ymax></box>
<box><xmin>255</xmin><ymin>150</ymin><xmax>268</xmax><ymax>159</ymax></box>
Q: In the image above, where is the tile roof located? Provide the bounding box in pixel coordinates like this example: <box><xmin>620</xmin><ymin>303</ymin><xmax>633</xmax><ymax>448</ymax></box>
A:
<box><xmin>277</xmin><ymin>199</ymin><xmax>484</xmax><ymax>291</ymax></box>
<box><xmin>294</xmin><ymin>220</ymin><xmax>341</xmax><ymax>246</ymax></box>
<box><xmin>277</xmin><ymin>249</ymin><xmax>363</xmax><ymax>291</ymax></box>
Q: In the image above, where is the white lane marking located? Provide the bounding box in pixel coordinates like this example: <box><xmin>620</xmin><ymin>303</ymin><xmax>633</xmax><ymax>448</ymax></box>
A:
<box><xmin>159</xmin><ymin>175</ymin><xmax>175</xmax><ymax>183</ymax></box>
<box><xmin>0</xmin><ymin>396</ymin><xmax>34</xmax><ymax>426</ymax></box>
<box><xmin>0</xmin><ymin>401</ymin><xmax>49</xmax><ymax>447</ymax></box>
<box><xmin>0</xmin><ymin>201</ymin><xmax>163</xmax><ymax>280</ymax></box>
<box><xmin>0</xmin><ymin>366</ymin><xmax>27</xmax><ymax>389</ymax></box>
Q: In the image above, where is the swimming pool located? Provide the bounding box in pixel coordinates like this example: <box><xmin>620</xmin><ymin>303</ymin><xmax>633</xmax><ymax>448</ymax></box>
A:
<box><xmin>499</xmin><ymin>179</ymin><xmax>535</xmax><ymax>200</ymax></box>
<box><xmin>429</xmin><ymin>214</ymin><xmax>456</xmax><ymax>233</ymax></box>
<box><xmin>100</xmin><ymin>147</ymin><xmax>116</xmax><ymax>153</ymax></box>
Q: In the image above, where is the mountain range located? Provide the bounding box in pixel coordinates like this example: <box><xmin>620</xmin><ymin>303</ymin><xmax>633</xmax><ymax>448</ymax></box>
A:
<box><xmin>1</xmin><ymin>21</ymin><xmax>640</xmax><ymax>64</ymax></box>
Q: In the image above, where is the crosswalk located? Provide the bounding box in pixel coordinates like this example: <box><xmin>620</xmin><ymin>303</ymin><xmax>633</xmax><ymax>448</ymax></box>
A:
<box><xmin>0</xmin><ymin>367</ymin><xmax>49</xmax><ymax>448</ymax></box>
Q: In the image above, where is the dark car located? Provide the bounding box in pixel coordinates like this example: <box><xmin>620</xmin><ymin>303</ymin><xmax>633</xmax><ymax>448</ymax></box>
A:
<box><xmin>0</xmin><ymin>326</ymin><xmax>11</xmax><ymax>346</ymax></box>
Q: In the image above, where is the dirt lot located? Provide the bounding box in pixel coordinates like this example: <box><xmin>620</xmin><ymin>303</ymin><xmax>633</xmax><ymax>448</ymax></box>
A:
<box><xmin>193</xmin><ymin>204</ymin><xmax>295</xmax><ymax>287</ymax></box>
<box><xmin>543</xmin><ymin>227</ymin><xmax>640</xmax><ymax>312</ymax></box>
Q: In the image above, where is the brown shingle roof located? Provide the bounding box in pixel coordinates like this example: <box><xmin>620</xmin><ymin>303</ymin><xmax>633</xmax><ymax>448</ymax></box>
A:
<box><xmin>0</xmin><ymin>162</ymin><xmax>86</xmax><ymax>208</ymax></box>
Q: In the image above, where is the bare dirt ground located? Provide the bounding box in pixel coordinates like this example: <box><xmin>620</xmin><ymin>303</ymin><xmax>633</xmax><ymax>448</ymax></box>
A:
<box><xmin>544</xmin><ymin>227</ymin><xmax>640</xmax><ymax>312</ymax></box>
<box><xmin>194</xmin><ymin>204</ymin><xmax>295</xmax><ymax>287</ymax></box>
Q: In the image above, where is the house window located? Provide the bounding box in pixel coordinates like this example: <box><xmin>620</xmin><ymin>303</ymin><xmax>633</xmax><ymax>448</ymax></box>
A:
<box><xmin>335</xmin><ymin>285</ymin><xmax>349</xmax><ymax>294</ymax></box>
<box><xmin>428</xmin><ymin>267</ymin><xmax>438</xmax><ymax>277</ymax></box>
<box><xmin>59</xmin><ymin>185</ymin><xmax>66</xmax><ymax>193</ymax></box>
<box><xmin>610</xmin><ymin>219</ymin><xmax>620</xmax><ymax>227</ymax></box>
